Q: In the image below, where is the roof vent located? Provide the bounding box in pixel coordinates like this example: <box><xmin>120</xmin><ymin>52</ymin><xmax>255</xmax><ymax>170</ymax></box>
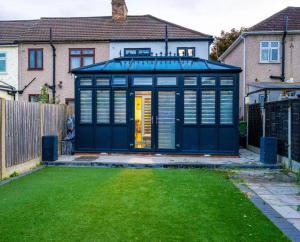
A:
<box><xmin>112</xmin><ymin>0</ymin><xmax>128</xmax><ymax>23</ymax></box>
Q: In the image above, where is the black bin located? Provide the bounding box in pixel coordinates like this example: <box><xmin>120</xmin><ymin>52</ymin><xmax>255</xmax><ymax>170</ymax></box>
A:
<box><xmin>260</xmin><ymin>137</ymin><xmax>277</xmax><ymax>164</ymax></box>
<box><xmin>42</xmin><ymin>136</ymin><xmax>58</xmax><ymax>161</ymax></box>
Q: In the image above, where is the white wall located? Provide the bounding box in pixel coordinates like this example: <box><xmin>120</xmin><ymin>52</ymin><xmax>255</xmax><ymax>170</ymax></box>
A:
<box><xmin>0</xmin><ymin>45</ymin><xmax>18</xmax><ymax>100</ymax></box>
<box><xmin>109</xmin><ymin>41</ymin><xmax>209</xmax><ymax>59</ymax></box>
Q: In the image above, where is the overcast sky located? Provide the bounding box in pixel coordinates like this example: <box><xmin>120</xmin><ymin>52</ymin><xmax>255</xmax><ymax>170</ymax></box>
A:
<box><xmin>1</xmin><ymin>0</ymin><xmax>299</xmax><ymax>36</ymax></box>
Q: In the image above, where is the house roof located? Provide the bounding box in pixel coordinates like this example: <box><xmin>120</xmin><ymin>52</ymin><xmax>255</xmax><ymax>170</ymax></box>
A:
<box><xmin>0</xmin><ymin>15</ymin><xmax>212</xmax><ymax>44</ymax></box>
<box><xmin>72</xmin><ymin>56</ymin><xmax>241</xmax><ymax>74</ymax></box>
<box><xmin>0</xmin><ymin>20</ymin><xmax>38</xmax><ymax>44</ymax></box>
<box><xmin>249</xmin><ymin>7</ymin><xmax>300</xmax><ymax>32</ymax></box>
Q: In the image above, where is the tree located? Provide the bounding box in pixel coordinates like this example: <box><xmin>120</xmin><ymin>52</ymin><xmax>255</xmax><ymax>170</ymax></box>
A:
<box><xmin>37</xmin><ymin>85</ymin><xmax>50</xmax><ymax>103</ymax></box>
<box><xmin>210</xmin><ymin>28</ymin><xmax>246</xmax><ymax>61</ymax></box>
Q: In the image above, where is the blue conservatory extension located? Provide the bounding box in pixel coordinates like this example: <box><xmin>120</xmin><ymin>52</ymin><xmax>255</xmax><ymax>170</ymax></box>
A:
<box><xmin>72</xmin><ymin>56</ymin><xmax>242</xmax><ymax>154</ymax></box>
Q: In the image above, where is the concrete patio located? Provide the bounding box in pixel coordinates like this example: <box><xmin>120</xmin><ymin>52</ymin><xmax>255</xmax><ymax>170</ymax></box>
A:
<box><xmin>45</xmin><ymin>149</ymin><xmax>282</xmax><ymax>169</ymax></box>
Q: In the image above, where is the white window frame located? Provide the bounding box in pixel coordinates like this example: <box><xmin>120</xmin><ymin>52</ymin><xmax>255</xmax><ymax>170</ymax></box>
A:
<box><xmin>260</xmin><ymin>41</ymin><xmax>280</xmax><ymax>63</ymax></box>
<box><xmin>0</xmin><ymin>52</ymin><xmax>7</xmax><ymax>73</ymax></box>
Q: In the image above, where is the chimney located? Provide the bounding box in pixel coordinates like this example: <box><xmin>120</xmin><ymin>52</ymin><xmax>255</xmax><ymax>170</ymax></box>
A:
<box><xmin>112</xmin><ymin>0</ymin><xmax>128</xmax><ymax>22</ymax></box>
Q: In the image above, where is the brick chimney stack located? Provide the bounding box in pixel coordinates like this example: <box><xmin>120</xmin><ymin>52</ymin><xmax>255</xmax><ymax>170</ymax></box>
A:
<box><xmin>112</xmin><ymin>0</ymin><xmax>128</xmax><ymax>22</ymax></box>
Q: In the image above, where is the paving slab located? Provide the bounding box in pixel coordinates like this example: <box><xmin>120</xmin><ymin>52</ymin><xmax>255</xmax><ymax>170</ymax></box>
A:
<box><xmin>288</xmin><ymin>219</ymin><xmax>300</xmax><ymax>231</ymax></box>
<box><xmin>272</xmin><ymin>206</ymin><xmax>300</xmax><ymax>219</ymax></box>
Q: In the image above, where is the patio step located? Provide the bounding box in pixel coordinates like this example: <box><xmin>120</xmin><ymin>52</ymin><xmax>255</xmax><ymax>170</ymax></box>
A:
<box><xmin>44</xmin><ymin>161</ymin><xmax>283</xmax><ymax>170</ymax></box>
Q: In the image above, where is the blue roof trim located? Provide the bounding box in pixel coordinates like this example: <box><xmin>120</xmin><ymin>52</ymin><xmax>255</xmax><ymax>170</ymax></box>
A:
<box><xmin>71</xmin><ymin>56</ymin><xmax>242</xmax><ymax>74</ymax></box>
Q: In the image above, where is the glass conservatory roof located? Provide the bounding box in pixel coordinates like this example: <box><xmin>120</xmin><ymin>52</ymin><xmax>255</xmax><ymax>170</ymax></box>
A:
<box><xmin>72</xmin><ymin>56</ymin><xmax>241</xmax><ymax>74</ymax></box>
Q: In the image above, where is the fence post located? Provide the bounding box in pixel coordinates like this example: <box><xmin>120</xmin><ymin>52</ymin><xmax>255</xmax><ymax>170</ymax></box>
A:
<box><xmin>0</xmin><ymin>98</ymin><xmax>6</xmax><ymax>179</ymax></box>
<box><xmin>288</xmin><ymin>100</ymin><xmax>292</xmax><ymax>170</ymax></box>
<box><xmin>40</xmin><ymin>104</ymin><xmax>44</xmax><ymax>158</ymax></box>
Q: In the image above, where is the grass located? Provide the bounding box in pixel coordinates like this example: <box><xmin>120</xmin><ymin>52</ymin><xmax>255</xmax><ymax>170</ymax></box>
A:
<box><xmin>0</xmin><ymin>167</ymin><xmax>289</xmax><ymax>242</ymax></box>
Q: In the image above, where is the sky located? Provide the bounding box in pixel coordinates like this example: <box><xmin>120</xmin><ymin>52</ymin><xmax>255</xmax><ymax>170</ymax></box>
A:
<box><xmin>1</xmin><ymin>0</ymin><xmax>300</xmax><ymax>36</ymax></box>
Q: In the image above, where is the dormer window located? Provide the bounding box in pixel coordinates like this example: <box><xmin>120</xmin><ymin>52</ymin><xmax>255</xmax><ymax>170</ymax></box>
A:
<box><xmin>177</xmin><ymin>47</ymin><xmax>195</xmax><ymax>57</ymax></box>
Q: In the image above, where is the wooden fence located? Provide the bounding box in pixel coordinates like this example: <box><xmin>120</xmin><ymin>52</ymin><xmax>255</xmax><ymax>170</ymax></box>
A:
<box><xmin>0</xmin><ymin>99</ymin><xmax>67</xmax><ymax>178</ymax></box>
<box><xmin>248</xmin><ymin>99</ymin><xmax>300</xmax><ymax>163</ymax></box>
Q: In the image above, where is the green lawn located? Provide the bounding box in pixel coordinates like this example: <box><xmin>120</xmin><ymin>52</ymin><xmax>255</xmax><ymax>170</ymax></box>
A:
<box><xmin>0</xmin><ymin>167</ymin><xmax>289</xmax><ymax>242</ymax></box>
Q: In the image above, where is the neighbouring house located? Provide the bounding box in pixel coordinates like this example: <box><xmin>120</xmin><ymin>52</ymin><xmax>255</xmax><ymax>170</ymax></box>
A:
<box><xmin>0</xmin><ymin>0</ymin><xmax>213</xmax><ymax>105</ymax></box>
<box><xmin>72</xmin><ymin>56</ymin><xmax>241</xmax><ymax>154</ymax></box>
<box><xmin>219</xmin><ymin>6</ymin><xmax>300</xmax><ymax>119</ymax></box>
<box><xmin>0</xmin><ymin>20</ymin><xmax>36</xmax><ymax>100</ymax></box>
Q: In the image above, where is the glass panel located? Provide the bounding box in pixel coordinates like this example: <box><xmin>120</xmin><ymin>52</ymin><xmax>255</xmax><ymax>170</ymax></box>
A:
<box><xmin>80</xmin><ymin>90</ymin><xmax>92</xmax><ymax>124</ymax></box>
<box><xmin>80</xmin><ymin>78</ymin><xmax>93</xmax><ymax>86</ymax></box>
<box><xmin>271</xmin><ymin>49</ymin><xmax>279</xmax><ymax>61</ymax></box>
<box><xmin>36</xmin><ymin>50</ymin><xmax>43</xmax><ymax>68</ymax></box>
<box><xmin>0</xmin><ymin>53</ymin><xmax>5</xmax><ymax>58</ymax></box>
<box><xmin>70</xmin><ymin>49</ymin><xmax>81</xmax><ymax>55</ymax></box>
<box><xmin>96</xmin><ymin>77</ymin><xmax>110</xmax><ymax>86</ymax></box>
<box><xmin>201</xmin><ymin>77</ymin><xmax>216</xmax><ymax>86</ymax></box>
<box><xmin>271</xmin><ymin>42</ymin><xmax>279</xmax><ymax>48</ymax></box>
<box><xmin>80</xmin><ymin>78</ymin><xmax>92</xmax><ymax>86</ymax></box>
<box><xmin>124</xmin><ymin>49</ymin><xmax>137</xmax><ymax>56</ymax></box>
<box><xmin>113</xmin><ymin>77</ymin><xmax>127</xmax><ymax>86</ymax></box>
<box><xmin>178</xmin><ymin>48</ymin><xmax>186</xmax><ymax>56</ymax></box>
<box><xmin>184</xmin><ymin>76</ymin><xmax>197</xmax><ymax>86</ymax></box>
<box><xmin>187</xmin><ymin>48</ymin><xmax>195</xmax><ymax>57</ymax></box>
<box><xmin>83</xmin><ymin>57</ymin><xmax>94</xmax><ymax>66</ymax></box>
<box><xmin>82</xmin><ymin>49</ymin><xmax>94</xmax><ymax>55</ymax></box>
<box><xmin>261</xmin><ymin>49</ymin><xmax>269</xmax><ymax>62</ymax></box>
<box><xmin>220</xmin><ymin>90</ymin><xmax>233</xmax><ymax>124</ymax></box>
<box><xmin>135</xmin><ymin>91</ymin><xmax>152</xmax><ymax>149</ymax></box>
<box><xmin>201</xmin><ymin>90</ymin><xmax>215</xmax><ymax>124</ymax></box>
<box><xmin>114</xmin><ymin>91</ymin><xmax>126</xmax><ymax>124</ymax></box>
<box><xmin>220</xmin><ymin>77</ymin><xmax>234</xmax><ymax>86</ymax></box>
<box><xmin>157</xmin><ymin>77</ymin><xmax>177</xmax><ymax>86</ymax></box>
<box><xmin>0</xmin><ymin>60</ymin><xmax>6</xmax><ymax>72</ymax></box>
<box><xmin>70</xmin><ymin>57</ymin><xmax>81</xmax><ymax>69</ymax></box>
<box><xmin>158</xmin><ymin>91</ymin><xmax>175</xmax><ymax>149</ymax></box>
<box><xmin>137</xmin><ymin>49</ymin><xmax>151</xmax><ymax>56</ymax></box>
<box><xmin>184</xmin><ymin>91</ymin><xmax>197</xmax><ymax>124</ymax></box>
<box><xmin>261</xmin><ymin>42</ymin><xmax>269</xmax><ymax>48</ymax></box>
<box><xmin>133</xmin><ymin>77</ymin><xmax>153</xmax><ymax>86</ymax></box>
<box><xmin>29</xmin><ymin>50</ymin><xmax>35</xmax><ymax>69</ymax></box>
<box><xmin>97</xmin><ymin>91</ymin><xmax>110</xmax><ymax>124</ymax></box>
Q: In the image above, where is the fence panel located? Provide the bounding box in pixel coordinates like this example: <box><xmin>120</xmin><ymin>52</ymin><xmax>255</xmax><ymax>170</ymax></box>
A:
<box><xmin>4</xmin><ymin>101</ymin><xmax>67</xmax><ymax>168</ymax></box>
<box><xmin>5</xmin><ymin>101</ymin><xmax>41</xmax><ymax>167</ymax></box>
<box><xmin>292</xmin><ymin>101</ymin><xmax>300</xmax><ymax>162</ymax></box>
<box><xmin>43</xmin><ymin>104</ymin><xmax>66</xmax><ymax>138</ymax></box>
<box><xmin>248</xmin><ymin>104</ymin><xmax>262</xmax><ymax>148</ymax></box>
<box><xmin>265</xmin><ymin>101</ymin><xmax>289</xmax><ymax>157</ymax></box>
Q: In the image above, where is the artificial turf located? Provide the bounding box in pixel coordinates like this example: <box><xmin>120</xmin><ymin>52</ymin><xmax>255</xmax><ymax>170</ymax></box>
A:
<box><xmin>0</xmin><ymin>167</ymin><xmax>289</xmax><ymax>242</ymax></box>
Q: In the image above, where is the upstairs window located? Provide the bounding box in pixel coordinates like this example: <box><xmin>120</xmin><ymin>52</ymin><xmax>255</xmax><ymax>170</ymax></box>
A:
<box><xmin>177</xmin><ymin>47</ymin><xmax>195</xmax><ymax>57</ymax></box>
<box><xmin>124</xmin><ymin>48</ymin><xmax>151</xmax><ymax>57</ymax></box>
<box><xmin>260</xmin><ymin>41</ymin><xmax>280</xmax><ymax>63</ymax></box>
<box><xmin>28</xmin><ymin>49</ymin><xmax>43</xmax><ymax>70</ymax></box>
<box><xmin>0</xmin><ymin>52</ymin><xmax>6</xmax><ymax>72</ymax></box>
<box><xmin>70</xmin><ymin>48</ymin><xmax>95</xmax><ymax>70</ymax></box>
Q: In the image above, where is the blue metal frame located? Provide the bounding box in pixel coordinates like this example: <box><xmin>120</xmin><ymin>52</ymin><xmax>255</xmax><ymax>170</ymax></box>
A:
<box><xmin>73</xmin><ymin>56</ymin><xmax>241</xmax><ymax>154</ymax></box>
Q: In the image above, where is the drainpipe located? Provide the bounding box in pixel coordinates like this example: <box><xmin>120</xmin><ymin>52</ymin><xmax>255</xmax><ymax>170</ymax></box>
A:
<box><xmin>270</xmin><ymin>16</ymin><xmax>288</xmax><ymax>82</ymax></box>
<box><xmin>50</xmin><ymin>28</ymin><xmax>56</xmax><ymax>103</ymax></box>
<box><xmin>241</xmin><ymin>34</ymin><xmax>247</xmax><ymax>120</ymax></box>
